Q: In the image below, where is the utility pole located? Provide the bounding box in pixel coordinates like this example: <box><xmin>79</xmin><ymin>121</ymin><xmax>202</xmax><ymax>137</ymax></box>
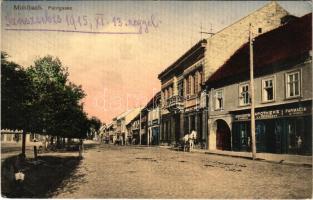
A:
<box><xmin>200</xmin><ymin>23</ymin><xmax>214</xmax><ymax>38</ymax></box>
<box><xmin>249</xmin><ymin>23</ymin><xmax>256</xmax><ymax>160</ymax></box>
<box><xmin>139</xmin><ymin>105</ymin><xmax>142</xmax><ymax>145</ymax></box>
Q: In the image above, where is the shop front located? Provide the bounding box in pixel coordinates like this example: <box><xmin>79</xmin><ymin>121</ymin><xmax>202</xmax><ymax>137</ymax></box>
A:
<box><xmin>184</xmin><ymin>109</ymin><xmax>205</xmax><ymax>147</ymax></box>
<box><xmin>231</xmin><ymin>101</ymin><xmax>312</xmax><ymax>155</ymax></box>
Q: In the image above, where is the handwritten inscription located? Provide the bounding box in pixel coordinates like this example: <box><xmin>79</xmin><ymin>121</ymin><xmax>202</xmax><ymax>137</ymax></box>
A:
<box><xmin>4</xmin><ymin>11</ymin><xmax>162</xmax><ymax>34</ymax></box>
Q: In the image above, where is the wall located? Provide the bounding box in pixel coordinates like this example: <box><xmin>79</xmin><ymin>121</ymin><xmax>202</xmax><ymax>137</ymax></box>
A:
<box><xmin>204</xmin><ymin>1</ymin><xmax>288</xmax><ymax>82</ymax></box>
<box><xmin>207</xmin><ymin>59</ymin><xmax>312</xmax><ymax>150</ymax></box>
<box><xmin>209</xmin><ymin>60</ymin><xmax>312</xmax><ymax>115</ymax></box>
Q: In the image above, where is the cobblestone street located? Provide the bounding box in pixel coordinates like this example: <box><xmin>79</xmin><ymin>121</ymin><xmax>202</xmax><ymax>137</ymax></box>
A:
<box><xmin>52</xmin><ymin>144</ymin><xmax>312</xmax><ymax>199</ymax></box>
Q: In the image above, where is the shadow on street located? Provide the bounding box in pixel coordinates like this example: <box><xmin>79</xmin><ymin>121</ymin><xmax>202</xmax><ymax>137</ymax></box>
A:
<box><xmin>1</xmin><ymin>155</ymin><xmax>83</xmax><ymax>198</ymax></box>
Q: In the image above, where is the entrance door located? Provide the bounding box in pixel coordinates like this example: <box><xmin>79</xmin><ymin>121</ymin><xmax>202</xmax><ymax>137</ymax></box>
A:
<box><xmin>216</xmin><ymin>120</ymin><xmax>231</xmax><ymax>150</ymax></box>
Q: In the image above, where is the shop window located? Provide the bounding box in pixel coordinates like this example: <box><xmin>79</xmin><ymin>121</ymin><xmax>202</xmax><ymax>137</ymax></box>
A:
<box><xmin>239</xmin><ymin>83</ymin><xmax>251</xmax><ymax>106</ymax></box>
<box><xmin>214</xmin><ymin>89</ymin><xmax>224</xmax><ymax>110</ymax></box>
<box><xmin>256</xmin><ymin>122</ymin><xmax>266</xmax><ymax>152</ymax></box>
<box><xmin>262</xmin><ymin>78</ymin><xmax>275</xmax><ymax>102</ymax></box>
<box><xmin>286</xmin><ymin>71</ymin><xmax>300</xmax><ymax>98</ymax></box>
<box><xmin>239</xmin><ymin>123</ymin><xmax>250</xmax><ymax>150</ymax></box>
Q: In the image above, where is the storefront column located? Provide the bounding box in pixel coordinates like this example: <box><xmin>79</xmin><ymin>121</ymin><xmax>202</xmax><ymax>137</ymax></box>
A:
<box><xmin>203</xmin><ymin>111</ymin><xmax>208</xmax><ymax>149</ymax></box>
<box><xmin>208</xmin><ymin>119</ymin><xmax>217</xmax><ymax>150</ymax></box>
<box><xmin>26</xmin><ymin>133</ymin><xmax>30</xmax><ymax>143</ymax></box>
<box><xmin>194</xmin><ymin>114</ymin><xmax>198</xmax><ymax>133</ymax></box>
<box><xmin>188</xmin><ymin>115</ymin><xmax>191</xmax><ymax>133</ymax></box>
<box><xmin>169</xmin><ymin>116</ymin><xmax>175</xmax><ymax>143</ymax></box>
<box><xmin>180</xmin><ymin>113</ymin><xmax>184</xmax><ymax>138</ymax></box>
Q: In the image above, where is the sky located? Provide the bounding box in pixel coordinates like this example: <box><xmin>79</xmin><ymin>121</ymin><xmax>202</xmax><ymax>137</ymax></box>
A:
<box><xmin>1</xmin><ymin>1</ymin><xmax>311</xmax><ymax>123</ymax></box>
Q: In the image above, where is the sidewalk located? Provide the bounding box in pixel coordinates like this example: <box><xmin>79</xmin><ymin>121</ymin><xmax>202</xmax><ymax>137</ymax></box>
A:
<box><xmin>160</xmin><ymin>145</ymin><xmax>312</xmax><ymax>167</ymax></box>
<box><xmin>202</xmin><ymin>149</ymin><xmax>312</xmax><ymax>166</ymax></box>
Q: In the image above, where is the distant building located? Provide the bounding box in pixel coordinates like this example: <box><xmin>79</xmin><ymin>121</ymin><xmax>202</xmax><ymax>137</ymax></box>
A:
<box><xmin>113</xmin><ymin>107</ymin><xmax>141</xmax><ymax>145</ymax></box>
<box><xmin>205</xmin><ymin>13</ymin><xmax>312</xmax><ymax>155</ymax></box>
<box><xmin>105</xmin><ymin>123</ymin><xmax>114</xmax><ymax>143</ymax></box>
<box><xmin>126</xmin><ymin>114</ymin><xmax>140</xmax><ymax>144</ymax></box>
<box><xmin>1</xmin><ymin>129</ymin><xmax>46</xmax><ymax>144</ymax></box>
<box><xmin>146</xmin><ymin>92</ymin><xmax>161</xmax><ymax>145</ymax></box>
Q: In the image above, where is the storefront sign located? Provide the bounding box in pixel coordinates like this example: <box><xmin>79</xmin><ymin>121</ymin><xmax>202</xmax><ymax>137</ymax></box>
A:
<box><xmin>234</xmin><ymin>104</ymin><xmax>311</xmax><ymax>121</ymax></box>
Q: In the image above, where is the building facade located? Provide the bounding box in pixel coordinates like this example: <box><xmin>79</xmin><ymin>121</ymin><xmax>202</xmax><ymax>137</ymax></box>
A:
<box><xmin>1</xmin><ymin>129</ymin><xmax>48</xmax><ymax>144</ymax></box>
<box><xmin>146</xmin><ymin>92</ymin><xmax>161</xmax><ymax>145</ymax></box>
<box><xmin>205</xmin><ymin>13</ymin><xmax>312</xmax><ymax>155</ymax></box>
<box><xmin>158</xmin><ymin>1</ymin><xmax>290</xmax><ymax>148</ymax></box>
<box><xmin>114</xmin><ymin>108</ymin><xmax>141</xmax><ymax>145</ymax></box>
<box><xmin>126</xmin><ymin>114</ymin><xmax>140</xmax><ymax>144</ymax></box>
<box><xmin>158</xmin><ymin>40</ymin><xmax>207</xmax><ymax>147</ymax></box>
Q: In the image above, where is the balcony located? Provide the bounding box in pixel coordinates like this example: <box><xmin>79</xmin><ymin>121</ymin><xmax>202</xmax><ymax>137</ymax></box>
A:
<box><xmin>166</xmin><ymin>95</ymin><xmax>184</xmax><ymax>112</ymax></box>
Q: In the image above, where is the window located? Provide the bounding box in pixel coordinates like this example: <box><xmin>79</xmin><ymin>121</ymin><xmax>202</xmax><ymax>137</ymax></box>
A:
<box><xmin>187</xmin><ymin>76</ymin><xmax>191</xmax><ymax>95</ymax></box>
<box><xmin>178</xmin><ymin>82</ymin><xmax>183</xmax><ymax>97</ymax></box>
<box><xmin>286</xmin><ymin>71</ymin><xmax>300</xmax><ymax>98</ymax></box>
<box><xmin>258</xmin><ymin>28</ymin><xmax>262</xmax><ymax>33</ymax></box>
<box><xmin>214</xmin><ymin>89</ymin><xmax>223</xmax><ymax>110</ymax></box>
<box><xmin>262</xmin><ymin>78</ymin><xmax>275</xmax><ymax>102</ymax></box>
<box><xmin>190</xmin><ymin>75</ymin><xmax>194</xmax><ymax>95</ymax></box>
<box><xmin>168</xmin><ymin>87</ymin><xmax>172</xmax><ymax>98</ymax></box>
<box><xmin>194</xmin><ymin>72</ymin><xmax>199</xmax><ymax>94</ymax></box>
<box><xmin>200</xmin><ymin>71</ymin><xmax>203</xmax><ymax>85</ymax></box>
<box><xmin>239</xmin><ymin>83</ymin><xmax>250</xmax><ymax>106</ymax></box>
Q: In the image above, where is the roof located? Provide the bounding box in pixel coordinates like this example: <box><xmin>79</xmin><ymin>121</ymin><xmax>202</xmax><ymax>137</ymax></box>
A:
<box><xmin>144</xmin><ymin>91</ymin><xmax>161</xmax><ymax>110</ymax></box>
<box><xmin>158</xmin><ymin>39</ymin><xmax>207</xmax><ymax>80</ymax></box>
<box><xmin>125</xmin><ymin>107</ymin><xmax>141</xmax><ymax>125</ymax></box>
<box><xmin>126</xmin><ymin>111</ymin><xmax>141</xmax><ymax>127</ymax></box>
<box><xmin>116</xmin><ymin>109</ymin><xmax>133</xmax><ymax>121</ymax></box>
<box><xmin>206</xmin><ymin>13</ymin><xmax>312</xmax><ymax>85</ymax></box>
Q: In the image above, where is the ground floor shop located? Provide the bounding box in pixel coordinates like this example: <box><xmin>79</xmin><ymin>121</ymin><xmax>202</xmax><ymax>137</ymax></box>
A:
<box><xmin>231</xmin><ymin>101</ymin><xmax>312</xmax><ymax>155</ymax></box>
<box><xmin>148</xmin><ymin>124</ymin><xmax>160</xmax><ymax>145</ymax></box>
<box><xmin>160</xmin><ymin>109</ymin><xmax>207</xmax><ymax>148</ymax></box>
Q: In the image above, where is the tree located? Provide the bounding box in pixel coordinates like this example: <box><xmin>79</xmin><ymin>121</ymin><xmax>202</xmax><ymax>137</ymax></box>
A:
<box><xmin>1</xmin><ymin>52</ymin><xmax>34</xmax><ymax>155</ymax></box>
<box><xmin>2</xmin><ymin>53</ymin><xmax>91</xmax><ymax>155</ymax></box>
<box><xmin>87</xmin><ymin>116</ymin><xmax>102</xmax><ymax>140</ymax></box>
<box><xmin>26</xmin><ymin>55</ymin><xmax>89</xmax><ymax>142</ymax></box>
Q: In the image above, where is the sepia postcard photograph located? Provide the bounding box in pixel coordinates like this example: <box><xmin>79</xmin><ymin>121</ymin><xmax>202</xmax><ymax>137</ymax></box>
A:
<box><xmin>1</xmin><ymin>0</ymin><xmax>312</xmax><ymax>198</ymax></box>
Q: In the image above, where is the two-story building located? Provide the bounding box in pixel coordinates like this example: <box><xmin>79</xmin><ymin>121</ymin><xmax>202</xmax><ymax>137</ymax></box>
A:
<box><xmin>146</xmin><ymin>92</ymin><xmax>161</xmax><ymax>145</ymax></box>
<box><xmin>158</xmin><ymin>1</ymin><xmax>290</xmax><ymax>148</ymax></box>
<box><xmin>205</xmin><ymin>13</ymin><xmax>312</xmax><ymax>155</ymax></box>
<box><xmin>126</xmin><ymin>114</ymin><xmax>140</xmax><ymax>144</ymax></box>
<box><xmin>115</xmin><ymin>107</ymin><xmax>141</xmax><ymax>145</ymax></box>
<box><xmin>158</xmin><ymin>40</ymin><xmax>207</xmax><ymax>146</ymax></box>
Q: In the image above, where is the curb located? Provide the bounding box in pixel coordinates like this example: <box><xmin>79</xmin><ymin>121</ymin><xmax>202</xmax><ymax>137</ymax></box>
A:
<box><xmin>203</xmin><ymin>151</ymin><xmax>312</xmax><ymax>167</ymax></box>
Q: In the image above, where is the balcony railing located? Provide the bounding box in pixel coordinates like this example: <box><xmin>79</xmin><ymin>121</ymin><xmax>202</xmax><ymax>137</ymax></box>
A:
<box><xmin>166</xmin><ymin>95</ymin><xmax>184</xmax><ymax>111</ymax></box>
